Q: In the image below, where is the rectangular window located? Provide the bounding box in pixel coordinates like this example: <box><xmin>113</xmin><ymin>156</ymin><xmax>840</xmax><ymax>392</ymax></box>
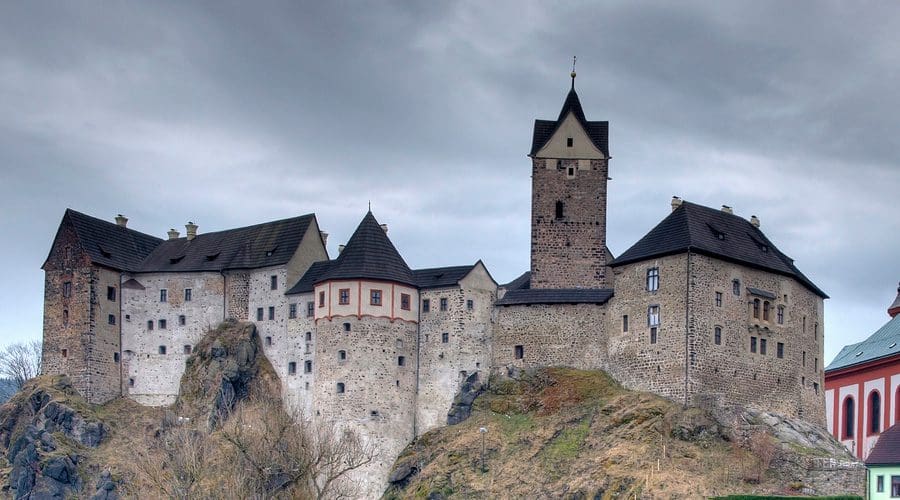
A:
<box><xmin>319</xmin><ymin>291</ymin><xmax>325</xmax><ymax>307</ymax></box>
<box><xmin>107</xmin><ymin>286</ymin><xmax>116</xmax><ymax>301</ymax></box>
<box><xmin>158</xmin><ymin>345</ymin><xmax>167</xmax><ymax>355</ymax></box>
<box><xmin>307</xmin><ymin>301</ymin><xmax>315</xmax><ymax>317</ymax></box>
<box><xmin>422</xmin><ymin>299</ymin><xmax>430</xmax><ymax>312</ymax></box>
<box><xmin>305</xmin><ymin>331</ymin><xmax>312</xmax><ymax>341</ymax></box>
<box><xmin>398</xmin><ymin>356</ymin><xmax>405</xmax><ymax>366</ymax></box>
<box><xmin>466</xmin><ymin>299</ymin><xmax>474</xmax><ymax>311</ymax></box>
<box><xmin>715</xmin><ymin>292</ymin><xmax>722</xmax><ymax>307</ymax></box>
<box><xmin>646</xmin><ymin>268</ymin><xmax>659</xmax><ymax>291</ymax></box>
<box><xmin>288</xmin><ymin>362</ymin><xmax>297</xmax><ymax>375</ymax></box>
<box><xmin>440</xmin><ymin>298</ymin><xmax>448</xmax><ymax>311</ymax></box>
<box><xmin>184</xmin><ymin>345</ymin><xmax>192</xmax><ymax>354</ymax></box>
<box><xmin>339</xmin><ymin>288</ymin><xmax>350</xmax><ymax>305</ymax></box>
<box><xmin>304</xmin><ymin>360</ymin><xmax>312</xmax><ymax>373</ymax></box>
<box><xmin>803</xmin><ymin>351</ymin><xmax>806</xmax><ymax>366</ymax></box>
<box><xmin>777</xmin><ymin>342</ymin><xmax>784</xmax><ymax>358</ymax></box>
<box><xmin>777</xmin><ymin>306</ymin><xmax>784</xmax><ymax>325</ymax></box>
<box><xmin>400</xmin><ymin>293</ymin><xmax>411</xmax><ymax>311</ymax></box>
<box><xmin>268</xmin><ymin>306</ymin><xmax>275</xmax><ymax>321</ymax></box>
<box><xmin>184</xmin><ymin>288</ymin><xmax>192</xmax><ymax>301</ymax></box>
<box><xmin>370</xmin><ymin>289</ymin><xmax>382</xmax><ymax>306</ymax></box>
<box><xmin>61</xmin><ymin>348</ymin><xmax>68</xmax><ymax>358</ymax></box>
<box><xmin>648</xmin><ymin>305</ymin><xmax>660</xmax><ymax>327</ymax></box>
<box><xmin>179</xmin><ymin>314</ymin><xmax>186</xmax><ymax>326</ymax></box>
<box><xmin>876</xmin><ymin>475</ymin><xmax>883</xmax><ymax>493</ymax></box>
<box><xmin>63</xmin><ymin>281</ymin><xmax>72</xmax><ymax>298</ymax></box>
<box><xmin>160</xmin><ymin>289</ymin><xmax>167</xmax><ymax>302</ymax></box>
<box><xmin>441</xmin><ymin>332</ymin><xmax>449</xmax><ymax>343</ymax></box>
<box><xmin>265</xmin><ymin>336</ymin><xmax>272</xmax><ymax>346</ymax></box>
<box><xmin>108</xmin><ymin>314</ymin><xmax>116</xmax><ymax>325</ymax></box>
<box><xmin>336</xmin><ymin>382</ymin><xmax>345</xmax><ymax>394</ymax></box>
<box><xmin>289</xmin><ymin>303</ymin><xmax>297</xmax><ymax>319</ymax></box>
<box><xmin>733</xmin><ymin>279</ymin><xmax>741</xmax><ymax>295</ymax></box>
<box><xmin>892</xmin><ymin>475</ymin><xmax>900</xmax><ymax>497</ymax></box>
<box><xmin>270</xmin><ymin>275</ymin><xmax>278</xmax><ymax>290</ymax></box>
<box><xmin>750</xmin><ymin>336</ymin><xmax>757</xmax><ymax>353</ymax></box>
<box><xmin>650</xmin><ymin>327</ymin><xmax>658</xmax><ymax>344</ymax></box>
<box><xmin>256</xmin><ymin>308</ymin><xmax>264</xmax><ymax>321</ymax></box>
<box><xmin>566</xmin><ymin>137</ymin><xmax>573</xmax><ymax>147</ymax></box>
<box><xmin>714</xmin><ymin>326</ymin><xmax>721</xmax><ymax>345</ymax></box>
<box><xmin>622</xmin><ymin>315</ymin><xmax>629</xmax><ymax>333</ymax></box>
<box><xmin>763</xmin><ymin>301</ymin><xmax>770</xmax><ymax>321</ymax></box>
<box><xmin>159</xmin><ymin>319</ymin><xmax>167</xmax><ymax>329</ymax></box>
<box><xmin>514</xmin><ymin>345</ymin><xmax>524</xmax><ymax>360</ymax></box>
<box><xmin>760</xmin><ymin>338</ymin><xmax>767</xmax><ymax>355</ymax></box>
<box><xmin>815</xmin><ymin>357</ymin><xmax>818</xmax><ymax>372</ymax></box>
<box><xmin>147</xmin><ymin>320</ymin><xmax>154</xmax><ymax>331</ymax></box>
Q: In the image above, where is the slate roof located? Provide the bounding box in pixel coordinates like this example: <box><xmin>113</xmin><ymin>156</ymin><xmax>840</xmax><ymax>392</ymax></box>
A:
<box><xmin>413</xmin><ymin>265</ymin><xmax>475</xmax><ymax>289</ymax></box>
<box><xmin>496</xmin><ymin>288</ymin><xmax>614</xmax><ymax>306</ymax></box>
<box><xmin>285</xmin><ymin>261</ymin><xmax>334</xmax><ymax>295</ymax></box>
<box><xmin>47</xmin><ymin>209</ymin><xmax>163</xmax><ymax>272</ymax></box>
<box><xmin>314</xmin><ymin>212</ymin><xmax>416</xmax><ymax>287</ymax></box>
<box><xmin>866</xmin><ymin>423</ymin><xmax>900</xmax><ymax>465</ymax></box>
<box><xmin>530</xmin><ymin>88</ymin><xmax>609</xmax><ymax>157</ymax></box>
<box><xmin>609</xmin><ymin>201</ymin><xmax>827</xmax><ymax>298</ymax></box>
<box><xmin>825</xmin><ymin>313</ymin><xmax>900</xmax><ymax>372</ymax></box>
<box><xmin>503</xmin><ymin>271</ymin><xmax>531</xmax><ymax>291</ymax></box>
<box><xmin>138</xmin><ymin>214</ymin><xmax>315</xmax><ymax>272</ymax></box>
<box><xmin>747</xmin><ymin>287</ymin><xmax>776</xmax><ymax>299</ymax></box>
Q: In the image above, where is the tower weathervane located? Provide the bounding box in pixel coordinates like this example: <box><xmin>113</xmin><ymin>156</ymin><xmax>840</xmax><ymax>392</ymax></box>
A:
<box><xmin>571</xmin><ymin>56</ymin><xmax>577</xmax><ymax>89</ymax></box>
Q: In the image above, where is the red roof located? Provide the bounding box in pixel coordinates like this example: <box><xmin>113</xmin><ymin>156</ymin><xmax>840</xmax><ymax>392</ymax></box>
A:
<box><xmin>866</xmin><ymin>423</ymin><xmax>900</xmax><ymax>465</ymax></box>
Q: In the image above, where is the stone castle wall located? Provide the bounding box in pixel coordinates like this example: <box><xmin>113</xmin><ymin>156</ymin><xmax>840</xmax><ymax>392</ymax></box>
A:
<box><xmin>530</xmin><ymin>157</ymin><xmax>609</xmax><ymax>288</ymax></box>
<box><xmin>224</xmin><ymin>271</ymin><xmax>250</xmax><ymax>321</ymax></box>
<box><xmin>276</xmin><ymin>292</ymin><xmax>317</xmax><ymax>417</ymax></box>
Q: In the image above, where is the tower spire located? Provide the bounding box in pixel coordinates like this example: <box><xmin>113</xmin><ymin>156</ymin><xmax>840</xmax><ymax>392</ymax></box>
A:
<box><xmin>570</xmin><ymin>56</ymin><xmax>577</xmax><ymax>90</ymax></box>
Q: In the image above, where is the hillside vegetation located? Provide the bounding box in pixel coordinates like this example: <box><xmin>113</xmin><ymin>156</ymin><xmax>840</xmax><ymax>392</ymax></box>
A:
<box><xmin>384</xmin><ymin>368</ymin><xmax>863</xmax><ymax>499</ymax></box>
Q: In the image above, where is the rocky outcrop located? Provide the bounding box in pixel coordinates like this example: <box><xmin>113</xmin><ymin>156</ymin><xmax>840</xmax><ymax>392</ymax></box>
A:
<box><xmin>447</xmin><ymin>372</ymin><xmax>484</xmax><ymax>426</ymax></box>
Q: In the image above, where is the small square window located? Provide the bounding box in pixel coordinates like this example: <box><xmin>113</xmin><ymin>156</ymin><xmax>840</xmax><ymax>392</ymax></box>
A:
<box><xmin>289</xmin><ymin>303</ymin><xmax>297</xmax><ymax>319</ymax></box>
<box><xmin>650</xmin><ymin>327</ymin><xmax>658</xmax><ymax>344</ymax></box>
<box><xmin>183</xmin><ymin>345</ymin><xmax>192</xmax><ymax>355</ymax></box>
<box><xmin>371</xmin><ymin>289</ymin><xmax>382</xmax><ymax>306</ymax></box>
<box><xmin>61</xmin><ymin>348</ymin><xmax>68</xmax><ymax>358</ymax></box>
<box><xmin>125</xmin><ymin>314</ymin><xmax>130</xmax><ymax>322</ymax></box>
<box><xmin>108</xmin><ymin>314</ymin><xmax>116</xmax><ymax>325</ymax></box>
<box><xmin>343</xmin><ymin>322</ymin><xmax>351</xmax><ymax>332</ymax></box>
<box><xmin>305</xmin><ymin>360</ymin><xmax>312</xmax><ymax>373</ymax></box>
<box><xmin>107</xmin><ymin>286</ymin><xmax>116</xmax><ymax>302</ymax></box>
<box><xmin>184</xmin><ymin>288</ymin><xmax>192</xmax><ymax>301</ymax></box>
<box><xmin>715</xmin><ymin>292</ymin><xmax>722</xmax><ymax>307</ymax></box>
<box><xmin>441</xmin><ymin>332</ymin><xmax>449</xmax><ymax>343</ymax></box>
<box><xmin>336</xmin><ymin>382</ymin><xmax>345</xmax><ymax>394</ymax></box>
<box><xmin>288</xmin><ymin>362</ymin><xmax>297</xmax><ymax>375</ymax></box>
<box><xmin>439</xmin><ymin>298</ymin><xmax>448</xmax><ymax>311</ymax></box>
<box><xmin>338</xmin><ymin>350</ymin><xmax>347</xmax><ymax>360</ymax></box>
<box><xmin>128</xmin><ymin>378</ymin><xmax>134</xmax><ymax>388</ymax></box>
<box><xmin>270</xmin><ymin>275</ymin><xmax>278</xmax><ymax>290</ymax></box>
<box><xmin>566</xmin><ymin>137</ymin><xmax>573</xmax><ymax>147</ymax></box>
<box><xmin>159</xmin><ymin>319</ymin><xmax>167</xmax><ymax>329</ymax></box>
<box><xmin>307</xmin><ymin>301</ymin><xmax>315</xmax><ymax>317</ymax></box>
<box><xmin>401</xmin><ymin>293</ymin><xmax>410</xmax><ymax>311</ymax></box>
<box><xmin>147</xmin><ymin>320</ymin><xmax>154</xmax><ymax>331</ymax></box>
<box><xmin>466</xmin><ymin>299</ymin><xmax>474</xmax><ymax>311</ymax></box>
<box><xmin>305</xmin><ymin>331</ymin><xmax>312</xmax><ymax>341</ymax></box>
<box><xmin>158</xmin><ymin>345</ymin><xmax>167</xmax><ymax>355</ymax></box>
<box><xmin>265</xmin><ymin>336</ymin><xmax>272</xmax><ymax>346</ymax></box>
<box><xmin>160</xmin><ymin>289</ymin><xmax>167</xmax><ymax>302</ymax></box>
<box><xmin>256</xmin><ymin>308</ymin><xmax>264</xmax><ymax>321</ymax></box>
<box><xmin>268</xmin><ymin>306</ymin><xmax>275</xmax><ymax>321</ymax></box>
<box><xmin>179</xmin><ymin>314</ymin><xmax>186</xmax><ymax>326</ymax></box>
<box><xmin>339</xmin><ymin>288</ymin><xmax>350</xmax><ymax>305</ymax></box>
<box><xmin>514</xmin><ymin>345</ymin><xmax>524</xmax><ymax>360</ymax></box>
<box><xmin>398</xmin><ymin>356</ymin><xmax>405</xmax><ymax>366</ymax></box>
<box><xmin>422</xmin><ymin>299</ymin><xmax>430</xmax><ymax>312</ymax></box>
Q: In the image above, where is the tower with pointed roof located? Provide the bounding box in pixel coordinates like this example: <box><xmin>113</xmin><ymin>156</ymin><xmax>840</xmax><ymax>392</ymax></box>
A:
<box><xmin>529</xmin><ymin>71</ymin><xmax>611</xmax><ymax>289</ymax></box>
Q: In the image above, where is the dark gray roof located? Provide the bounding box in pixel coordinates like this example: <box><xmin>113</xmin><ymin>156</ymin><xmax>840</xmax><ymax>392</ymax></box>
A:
<box><xmin>889</xmin><ymin>283</ymin><xmax>900</xmax><ymax>316</ymax></box>
<box><xmin>138</xmin><ymin>214</ymin><xmax>315</xmax><ymax>272</ymax></box>
<box><xmin>503</xmin><ymin>271</ymin><xmax>531</xmax><ymax>291</ymax></box>
<box><xmin>609</xmin><ymin>201</ymin><xmax>827</xmax><ymax>298</ymax></box>
<box><xmin>496</xmin><ymin>288</ymin><xmax>614</xmax><ymax>306</ymax></box>
<box><xmin>286</xmin><ymin>261</ymin><xmax>333</xmax><ymax>295</ymax></box>
<box><xmin>826</xmin><ymin>313</ymin><xmax>900</xmax><ymax>372</ymax></box>
<box><xmin>747</xmin><ymin>287</ymin><xmax>776</xmax><ymax>299</ymax></box>
<box><xmin>413</xmin><ymin>265</ymin><xmax>475</xmax><ymax>289</ymax></box>
<box><xmin>315</xmin><ymin>212</ymin><xmax>415</xmax><ymax>286</ymax></box>
<box><xmin>530</xmin><ymin>88</ymin><xmax>609</xmax><ymax>157</ymax></box>
<box><xmin>46</xmin><ymin>209</ymin><xmax>163</xmax><ymax>272</ymax></box>
<box><xmin>866</xmin><ymin>423</ymin><xmax>900</xmax><ymax>465</ymax></box>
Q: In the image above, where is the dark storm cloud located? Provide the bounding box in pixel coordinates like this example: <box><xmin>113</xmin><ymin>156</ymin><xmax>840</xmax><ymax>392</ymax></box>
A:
<box><xmin>1</xmin><ymin>1</ymin><xmax>898</xmax><ymax>363</ymax></box>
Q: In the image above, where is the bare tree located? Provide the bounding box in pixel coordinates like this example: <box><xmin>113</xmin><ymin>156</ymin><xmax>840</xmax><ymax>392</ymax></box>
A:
<box><xmin>748</xmin><ymin>429</ymin><xmax>777</xmax><ymax>483</ymax></box>
<box><xmin>0</xmin><ymin>340</ymin><xmax>42</xmax><ymax>390</ymax></box>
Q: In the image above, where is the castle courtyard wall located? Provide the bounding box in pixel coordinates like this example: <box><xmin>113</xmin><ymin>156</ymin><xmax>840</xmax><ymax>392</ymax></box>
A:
<box><xmin>278</xmin><ymin>292</ymin><xmax>317</xmax><ymax>417</ymax></box>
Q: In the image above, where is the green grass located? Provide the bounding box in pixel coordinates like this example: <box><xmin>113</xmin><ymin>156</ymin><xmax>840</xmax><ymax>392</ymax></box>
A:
<box><xmin>540</xmin><ymin>417</ymin><xmax>590</xmax><ymax>466</ymax></box>
<box><xmin>712</xmin><ymin>496</ymin><xmax>862</xmax><ymax>500</ymax></box>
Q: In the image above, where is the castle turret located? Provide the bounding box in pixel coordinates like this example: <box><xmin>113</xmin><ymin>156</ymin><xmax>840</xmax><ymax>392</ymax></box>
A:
<box><xmin>529</xmin><ymin>72</ymin><xmax>610</xmax><ymax>289</ymax></box>
<box><xmin>889</xmin><ymin>282</ymin><xmax>900</xmax><ymax>318</ymax></box>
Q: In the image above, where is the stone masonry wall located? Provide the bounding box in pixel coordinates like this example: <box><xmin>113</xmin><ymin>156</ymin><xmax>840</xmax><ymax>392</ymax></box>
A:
<box><xmin>121</xmin><ymin>271</ymin><xmax>226</xmax><ymax>406</ymax></box>
<box><xmin>279</xmin><ymin>292</ymin><xmax>317</xmax><ymax>417</ymax></box>
<box><xmin>417</xmin><ymin>271</ymin><xmax>495</xmax><ymax>434</ymax></box>
<box><xmin>530</xmin><ymin>157</ymin><xmax>609</xmax><ymax>288</ymax></box>
<box><xmin>224</xmin><ymin>271</ymin><xmax>250</xmax><ymax>321</ymax></box>
<box><xmin>89</xmin><ymin>267</ymin><xmax>124</xmax><ymax>403</ymax></box>
<box><xmin>492</xmin><ymin>303</ymin><xmax>607</xmax><ymax>372</ymax></box>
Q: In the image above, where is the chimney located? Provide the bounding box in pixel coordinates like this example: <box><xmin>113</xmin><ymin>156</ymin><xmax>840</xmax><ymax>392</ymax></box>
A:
<box><xmin>889</xmin><ymin>282</ymin><xmax>900</xmax><ymax>318</ymax></box>
<box><xmin>320</xmin><ymin>231</ymin><xmax>328</xmax><ymax>246</ymax></box>
<box><xmin>721</xmin><ymin>205</ymin><xmax>733</xmax><ymax>215</ymax></box>
<box><xmin>380</xmin><ymin>224</ymin><xmax>388</xmax><ymax>234</ymax></box>
<box><xmin>115</xmin><ymin>214</ymin><xmax>128</xmax><ymax>227</ymax></box>
<box><xmin>167</xmin><ymin>228</ymin><xmax>180</xmax><ymax>240</ymax></box>
<box><xmin>338</xmin><ymin>244</ymin><xmax>346</xmax><ymax>254</ymax></box>
<box><xmin>750</xmin><ymin>215</ymin><xmax>760</xmax><ymax>228</ymax></box>
<box><xmin>185</xmin><ymin>221</ymin><xmax>198</xmax><ymax>241</ymax></box>
<box><xmin>671</xmin><ymin>196</ymin><xmax>683</xmax><ymax>212</ymax></box>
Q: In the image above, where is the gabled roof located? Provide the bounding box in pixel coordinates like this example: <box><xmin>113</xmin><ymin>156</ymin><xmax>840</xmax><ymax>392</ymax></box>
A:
<box><xmin>44</xmin><ymin>209</ymin><xmax>163</xmax><ymax>272</ymax></box>
<box><xmin>137</xmin><ymin>214</ymin><xmax>315</xmax><ymax>273</ymax></box>
<box><xmin>530</xmin><ymin>88</ymin><xmax>609</xmax><ymax>157</ymax></box>
<box><xmin>503</xmin><ymin>271</ymin><xmax>531</xmax><ymax>291</ymax></box>
<box><xmin>866</xmin><ymin>423</ymin><xmax>900</xmax><ymax>465</ymax></box>
<box><xmin>315</xmin><ymin>212</ymin><xmax>415</xmax><ymax>287</ymax></box>
<box><xmin>826</xmin><ymin>313</ymin><xmax>900</xmax><ymax>372</ymax></box>
<box><xmin>286</xmin><ymin>261</ymin><xmax>334</xmax><ymax>295</ymax></box>
<box><xmin>609</xmin><ymin>201</ymin><xmax>827</xmax><ymax>298</ymax></box>
<box><xmin>413</xmin><ymin>265</ymin><xmax>475</xmax><ymax>289</ymax></box>
<box><xmin>496</xmin><ymin>288</ymin><xmax>614</xmax><ymax>306</ymax></box>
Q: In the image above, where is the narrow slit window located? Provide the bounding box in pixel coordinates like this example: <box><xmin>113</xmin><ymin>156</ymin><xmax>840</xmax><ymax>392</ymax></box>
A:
<box><xmin>555</xmin><ymin>200</ymin><xmax>565</xmax><ymax>219</ymax></box>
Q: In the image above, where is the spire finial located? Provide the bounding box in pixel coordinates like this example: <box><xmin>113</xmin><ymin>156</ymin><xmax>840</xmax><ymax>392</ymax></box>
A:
<box><xmin>570</xmin><ymin>56</ymin><xmax>577</xmax><ymax>89</ymax></box>
<box><xmin>368</xmin><ymin>200</ymin><xmax>371</xmax><ymax>212</ymax></box>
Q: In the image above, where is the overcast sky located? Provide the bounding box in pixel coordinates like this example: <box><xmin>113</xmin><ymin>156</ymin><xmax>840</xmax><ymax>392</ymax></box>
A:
<box><xmin>2</xmin><ymin>1</ymin><xmax>899</xmax><ymax>365</ymax></box>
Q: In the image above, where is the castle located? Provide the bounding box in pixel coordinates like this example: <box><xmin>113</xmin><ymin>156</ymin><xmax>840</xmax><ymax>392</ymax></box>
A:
<box><xmin>41</xmin><ymin>76</ymin><xmax>828</xmax><ymax>493</ymax></box>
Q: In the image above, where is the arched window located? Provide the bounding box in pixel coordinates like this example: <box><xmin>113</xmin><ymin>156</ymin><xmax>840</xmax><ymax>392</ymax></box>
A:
<box><xmin>843</xmin><ymin>396</ymin><xmax>855</xmax><ymax>439</ymax></box>
<box><xmin>869</xmin><ymin>391</ymin><xmax>881</xmax><ymax>435</ymax></box>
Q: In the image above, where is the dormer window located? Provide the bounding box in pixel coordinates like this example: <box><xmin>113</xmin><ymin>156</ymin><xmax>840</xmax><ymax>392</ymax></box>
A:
<box><xmin>205</xmin><ymin>252</ymin><xmax>220</xmax><ymax>261</ymax></box>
